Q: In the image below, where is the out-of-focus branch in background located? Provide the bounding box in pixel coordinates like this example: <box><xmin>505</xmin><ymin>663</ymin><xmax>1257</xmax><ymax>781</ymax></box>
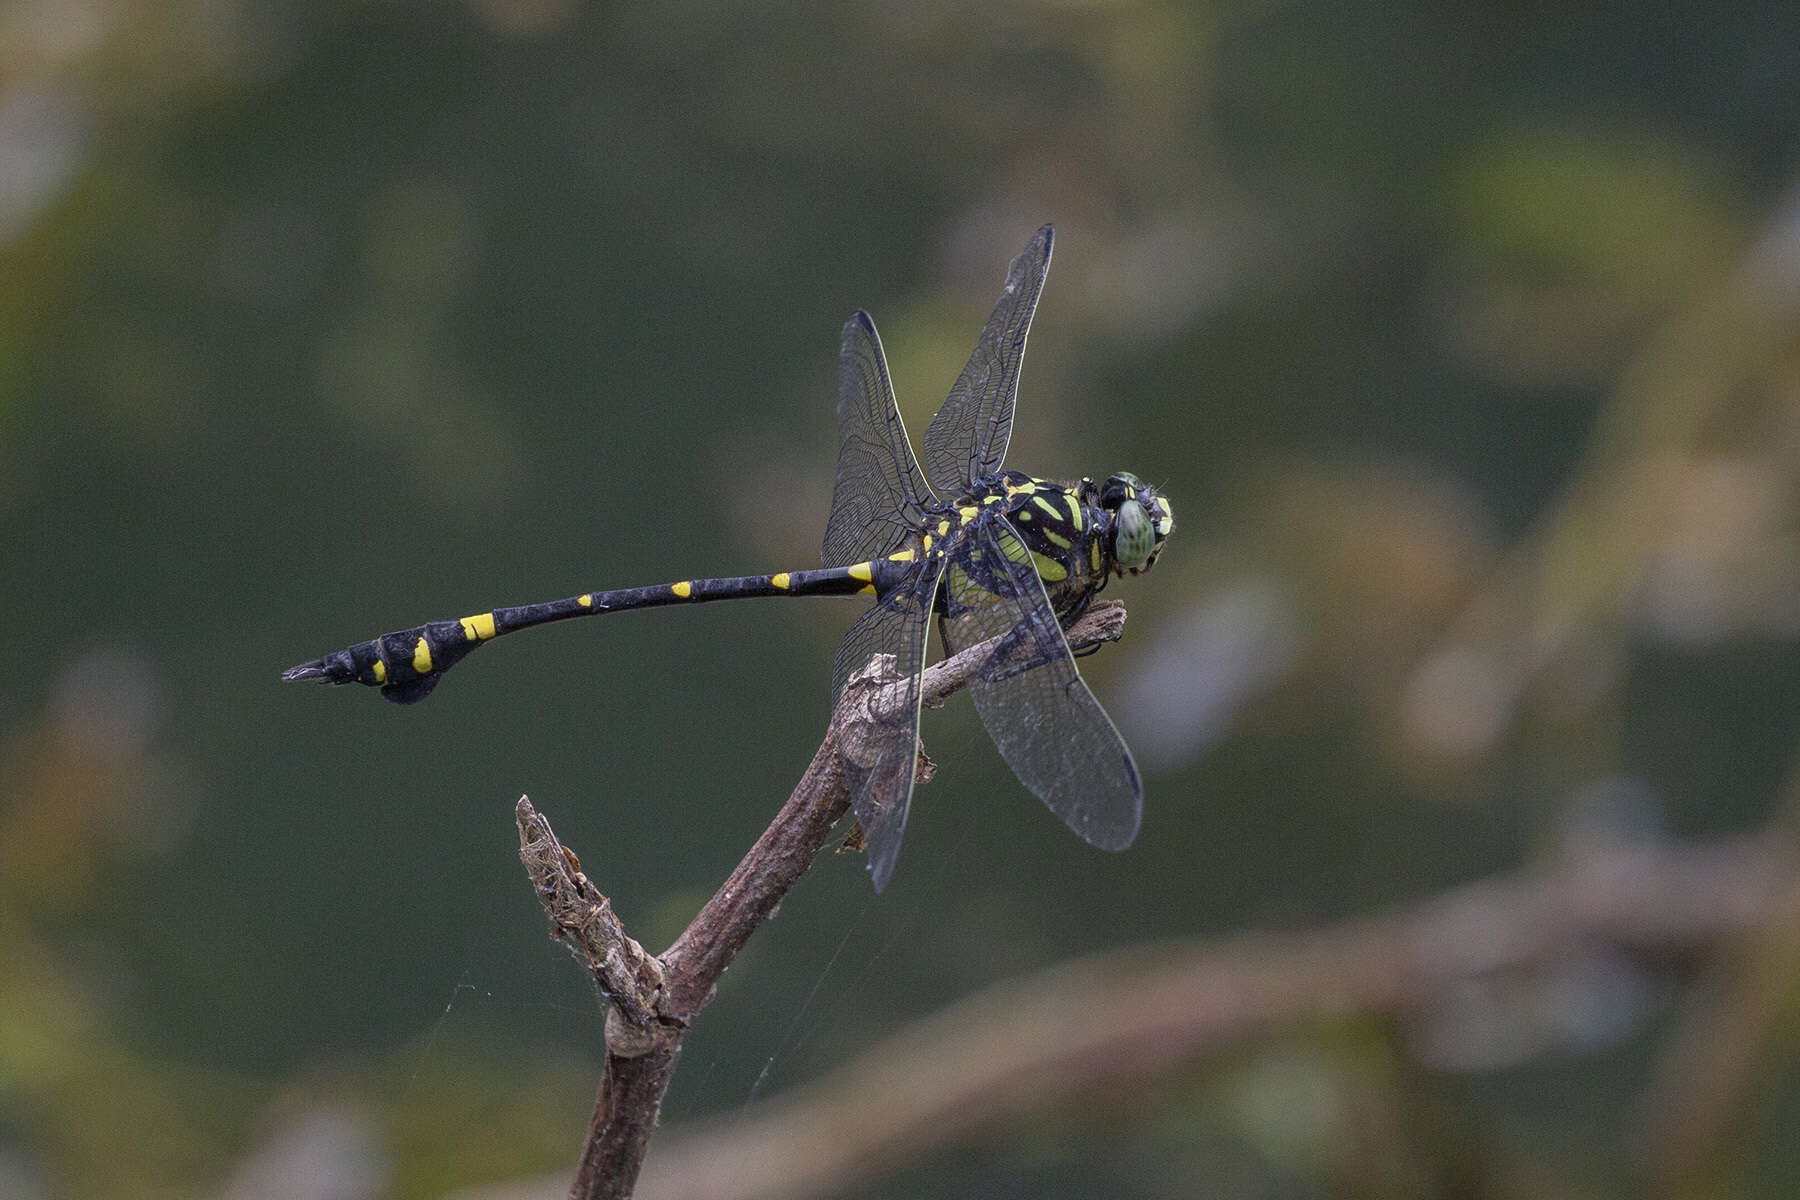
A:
<box><xmin>451</xmin><ymin>819</ymin><xmax>1798</xmax><ymax>1200</ymax></box>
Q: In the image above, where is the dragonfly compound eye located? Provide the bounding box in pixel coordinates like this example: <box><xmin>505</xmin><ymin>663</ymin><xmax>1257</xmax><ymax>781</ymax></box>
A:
<box><xmin>1113</xmin><ymin>499</ymin><xmax>1155</xmax><ymax>572</ymax></box>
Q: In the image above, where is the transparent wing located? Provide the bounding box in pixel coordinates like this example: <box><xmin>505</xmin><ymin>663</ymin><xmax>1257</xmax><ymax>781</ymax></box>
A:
<box><xmin>921</xmin><ymin>225</ymin><xmax>1053</xmax><ymax>496</ymax></box>
<box><xmin>831</xmin><ymin>558</ymin><xmax>945</xmax><ymax>891</ymax></box>
<box><xmin>823</xmin><ymin>312</ymin><xmax>936</xmax><ymax>567</ymax></box>
<box><xmin>940</xmin><ymin>515</ymin><xmax>1142</xmax><ymax>851</ymax></box>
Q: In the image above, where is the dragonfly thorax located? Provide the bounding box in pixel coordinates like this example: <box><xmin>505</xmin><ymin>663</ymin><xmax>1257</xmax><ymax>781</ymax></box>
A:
<box><xmin>966</xmin><ymin>472</ymin><xmax>1104</xmax><ymax>596</ymax></box>
<box><xmin>915</xmin><ymin>469</ymin><xmax>1173</xmax><ymax>622</ymax></box>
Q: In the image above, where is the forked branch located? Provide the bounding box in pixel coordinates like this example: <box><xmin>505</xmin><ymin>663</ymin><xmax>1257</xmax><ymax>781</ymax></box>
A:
<box><xmin>517</xmin><ymin>600</ymin><xmax>1132</xmax><ymax>1199</ymax></box>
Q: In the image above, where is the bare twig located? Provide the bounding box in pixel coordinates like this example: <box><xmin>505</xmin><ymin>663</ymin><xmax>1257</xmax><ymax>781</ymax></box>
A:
<box><xmin>517</xmin><ymin>600</ymin><xmax>1132</xmax><ymax>1198</ymax></box>
<box><xmin>517</xmin><ymin>802</ymin><xmax>665</xmax><ymax>1033</ymax></box>
<box><xmin>517</xmin><ymin>801</ymin><xmax>681</xmax><ymax>1197</ymax></box>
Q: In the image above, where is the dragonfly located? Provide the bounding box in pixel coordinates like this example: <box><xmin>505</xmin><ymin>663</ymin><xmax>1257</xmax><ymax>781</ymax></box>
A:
<box><xmin>285</xmin><ymin>225</ymin><xmax>1172</xmax><ymax>890</ymax></box>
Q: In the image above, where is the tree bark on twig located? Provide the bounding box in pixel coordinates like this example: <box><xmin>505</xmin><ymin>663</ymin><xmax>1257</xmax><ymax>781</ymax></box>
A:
<box><xmin>517</xmin><ymin>601</ymin><xmax>1133</xmax><ymax>1199</ymax></box>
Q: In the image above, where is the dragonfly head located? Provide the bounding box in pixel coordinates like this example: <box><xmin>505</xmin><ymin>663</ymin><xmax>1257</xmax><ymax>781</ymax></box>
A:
<box><xmin>1097</xmin><ymin>472</ymin><xmax>1172</xmax><ymax>577</ymax></box>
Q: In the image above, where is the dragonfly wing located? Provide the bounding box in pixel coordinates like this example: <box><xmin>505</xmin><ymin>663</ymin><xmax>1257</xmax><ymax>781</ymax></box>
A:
<box><xmin>823</xmin><ymin>312</ymin><xmax>936</xmax><ymax>567</ymax></box>
<box><xmin>941</xmin><ymin>516</ymin><xmax>1142</xmax><ymax>852</ymax></box>
<box><xmin>831</xmin><ymin>557</ymin><xmax>945</xmax><ymax>890</ymax></box>
<box><xmin>921</xmin><ymin>225</ymin><xmax>1053</xmax><ymax>496</ymax></box>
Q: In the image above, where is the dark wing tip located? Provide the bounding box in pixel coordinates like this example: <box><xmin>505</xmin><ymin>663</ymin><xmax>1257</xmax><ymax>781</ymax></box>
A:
<box><xmin>839</xmin><ymin>311</ymin><xmax>882</xmax><ymax>361</ymax></box>
<box><xmin>867</xmin><ymin>849</ymin><xmax>896</xmax><ymax>893</ymax></box>
<box><xmin>1082</xmin><ymin>754</ymin><xmax>1143</xmax><ymax>852</ymax></box>
<box><xmin>1076</xmin><ymin>809</ymin><xmax>1142</xmax><ymax>854</ymax></box>
<box><xmin>1099</xmin><ymin>811</ymin><xmax>1143</xmax><ymax>853</ymax></box>
<box><xmin>859</xmin><ymin>803</ymin><xmax>905</xmax><ymax>893</ymax></box>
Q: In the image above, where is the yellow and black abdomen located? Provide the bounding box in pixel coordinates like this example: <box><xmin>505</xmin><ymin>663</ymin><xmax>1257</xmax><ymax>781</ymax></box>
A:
<box><xmin>283</xmin><ymin>559</ymin><xmax>920</xmax><ymax>704</ymax></box>
<box><xmin>284</xmin><ymin>612</ymin><xmax>514</xmax><ymax>704</ymax></box>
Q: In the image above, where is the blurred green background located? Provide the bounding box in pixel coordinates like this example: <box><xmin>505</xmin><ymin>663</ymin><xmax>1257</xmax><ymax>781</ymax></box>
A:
<box><xmin>5</xmin><ymin>1</ymin><xmax>1800</xmax><ymax>1196</ymax></box>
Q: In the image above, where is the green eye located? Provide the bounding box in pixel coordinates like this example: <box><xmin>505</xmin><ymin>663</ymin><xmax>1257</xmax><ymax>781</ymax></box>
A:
<box><xmin>1115</xmin><ymin>500</ymin><xmax>1153</xmax><ymax>569</ymax></box>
